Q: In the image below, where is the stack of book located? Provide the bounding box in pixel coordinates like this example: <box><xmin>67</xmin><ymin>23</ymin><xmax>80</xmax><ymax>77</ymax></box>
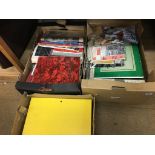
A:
<box><xmin>31</xmin><ymin>31</ymin><xmax>84</xmax><ymax>64</ymax></box>
<box><xmin>87</xmin><ymin>26</ymin><xmax>144</xmax><ymax>82</ymax></box>
<box><xmin>25</xmin><ymin>30</ymin><xmax>84</xmax><ymax>93</ymax></box>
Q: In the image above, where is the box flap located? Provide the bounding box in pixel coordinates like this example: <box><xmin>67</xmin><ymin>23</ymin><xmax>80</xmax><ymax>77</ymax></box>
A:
<box><xmin>82</xmin><ymin>79</ymin><xmax>155</xmax><ymax>105</ymax></box>
<box><xmin>11</xmin><ymin>94</ymin><xmax>31</xmax><ymax>135</ymax></box>
<box><xmin>88</xmin><ymin>19</ymin><xmax>141</xmax><ymax>26</ymax></box>
<box><xmin>29</xmin><ymin>93</ymin><xmax>93</xmax><ymax>100</ymax></box>
<box><xmin>82</xmin><ymin>79</ymin><xmax>155</xmax><ymax>92</ymax></box>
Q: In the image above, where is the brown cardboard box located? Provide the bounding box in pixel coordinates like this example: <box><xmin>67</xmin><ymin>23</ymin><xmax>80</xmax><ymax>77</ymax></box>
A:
<box><xmin>82</xmin><ymin>20</ymin><xmax>155</xmax><ymax>134</ymax></box>
<box><xmin>15</xmin><ymin>25</ymin><xmax>86</xmax><ymax>95</ymax></box>
<box><xmin>11</xmin><ymin>93</ymin><xmax>95</xmax><ymax>135</ymax></box>
<box><xmin>82</xmin><ymin>19</ymin><xmax>155</xmax><ymax>104</ymax></box>
<box><xmin>12</xmin><ymin>25</ymin><xmax>96</xmax><ymax>135</ymax></box>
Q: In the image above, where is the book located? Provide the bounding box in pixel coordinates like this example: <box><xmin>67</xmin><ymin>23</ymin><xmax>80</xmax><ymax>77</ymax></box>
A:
<box><xmin>31</xmin><ymin>45</ymin><xmax>84</xmax><ymax>63</ymax></box>
<box><xmin>103</xmin><ymin>26</ymin><xmax>138</xmax><ymax>44</ymax></box>
<box><xmin>88</xmin><ymin>44</ymin><xmax>126</xmax><ymax>65</ymax></box>
<box><xmin>38</xmin><ymin>40</ymin><xmax>84</xmax><ymax>47</ymax></box>
<box><xmin>92</xmin><ymin>44</ymin><xmax>144</xmax><ymax>78</ymax></box>
<box><xmin>26</xmin><ymin>56</ymin><xmax>81</xmax><ymax>84</ymax></box>
<box><xmin>31</xmin><ymin>30</ymin><xmax>84</xmax><ymax>63</ymax></box>
<box><xmin>88</xmin><ymin>26</ymin><xmax>138</xmax><ymax>47</ymax></box>
<box><xmin>22</xmin><ymin>97</ymin><xmax>92</xmax><ymax>135</ymax></box>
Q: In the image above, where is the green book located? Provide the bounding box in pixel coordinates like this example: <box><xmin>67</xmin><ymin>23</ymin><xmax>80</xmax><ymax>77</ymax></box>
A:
<box><xmin>94</xmin><ymin>45</ymin><xmax>144</xmax><ymax>78</ymax></box>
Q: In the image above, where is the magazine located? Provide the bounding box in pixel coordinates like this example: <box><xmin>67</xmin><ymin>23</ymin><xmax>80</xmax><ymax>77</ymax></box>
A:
<box><xmin>87</xmin><ymin>44</ymin><xmax>126</xmax><ymax>66</ymax></box>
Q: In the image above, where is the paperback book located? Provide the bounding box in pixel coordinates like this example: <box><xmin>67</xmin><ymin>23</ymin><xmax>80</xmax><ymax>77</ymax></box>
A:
<box><xmin>91</xmin><ymin>44</ymin><xmax>144</xmax><ymax>79</ymax></box>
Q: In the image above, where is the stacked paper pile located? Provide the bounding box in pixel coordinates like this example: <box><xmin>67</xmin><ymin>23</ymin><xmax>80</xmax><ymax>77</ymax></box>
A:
<box><xmin>26</xmin><ymin>30</ymin><xmax>84</xmax><ymax>85</ymax></box>
<box><xmin>31</xmin><ymin>31</ymin><xmax>84</xmax><ymax>63</ymax></box>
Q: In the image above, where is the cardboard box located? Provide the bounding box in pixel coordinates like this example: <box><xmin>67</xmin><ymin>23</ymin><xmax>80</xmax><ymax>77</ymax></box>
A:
<box><xmin>82</xmin><ymin>19</ymin><xmax>155</xmax><ymax>105</ymax></box>
<box><xmin>15</xmin><ymin>25</ymin><xmax>86</xmax><ymax>95</ymax></box>
<box><xmin>81</xmin><ymin>20</ymin><xmax>155</xmax><ymax>134</ymax></box>
<box><xmin>11</xmin><ymin>94</ymin><xmax>95</xmax><ymax>135</ymax></box>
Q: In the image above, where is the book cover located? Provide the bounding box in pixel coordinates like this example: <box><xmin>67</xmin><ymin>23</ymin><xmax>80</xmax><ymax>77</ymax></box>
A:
<box><xmin>94</xmin><ymin>45</ymin><xmax>144</xmax><ymax>78</ymax></box>
<box><xmin>88</xmin><ymin>44</ymin><xmax>126</xmax><ymax>65</ymax></box>
<box><xmin>26</xmin><ymin>56</ymin><xmax>80</xmax><ymax>84</ymax></box>
<box><xmin>31</xmin><ymin>45</ymin><xmax>84</xmax><ymax>63</ymax></box>
<box><xmin>22</xmin><ymin>97</ymin><xmax>92</xmax><ymax>135</ymax></box>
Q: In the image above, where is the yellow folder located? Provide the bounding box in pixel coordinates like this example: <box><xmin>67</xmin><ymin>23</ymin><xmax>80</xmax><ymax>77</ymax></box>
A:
<box><xmin>22</xmin><ymin>97</ymin><xmax>92</xmax><ymax>135</ymax></box>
